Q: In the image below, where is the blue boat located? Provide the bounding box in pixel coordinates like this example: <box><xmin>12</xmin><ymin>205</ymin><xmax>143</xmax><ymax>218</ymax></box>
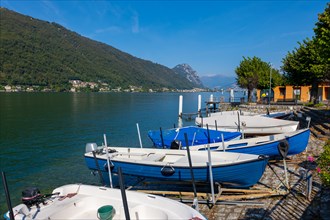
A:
<box><xmin>148</xmin><ymin>126</ymin><xmax>241</xmax><ymax>148</ymax></box>
<box><xmin>189</xmin><ymin>128</ymin><xmax>311</xmax><ymax>158</ymax></box>
<box><xmin>84</xmin><ymin>146</ymin><xmax>268</xmax><ymax>188</ymax></box>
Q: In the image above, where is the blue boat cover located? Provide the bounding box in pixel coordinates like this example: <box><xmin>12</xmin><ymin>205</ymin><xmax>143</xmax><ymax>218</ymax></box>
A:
<box><xmin>148</xmin><ymin>126</ymin><xmax>241</xmax><ymax>148</ymax></box>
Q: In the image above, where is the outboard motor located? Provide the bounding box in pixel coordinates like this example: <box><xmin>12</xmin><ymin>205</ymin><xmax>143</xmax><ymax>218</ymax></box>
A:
<box><xmin>22</xmin><ymin>187</ymin><xmax>43</xmax><ymax>208</ymax></box>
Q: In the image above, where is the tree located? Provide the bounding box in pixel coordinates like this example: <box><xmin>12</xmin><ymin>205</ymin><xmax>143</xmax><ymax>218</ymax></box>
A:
<box><xmin>235</xmin><ymin>56</ymin><xmax>282</xmax><ymax>102</ymax></box>
<box><xmin>314</xmin><ymin>3</ymin><xmax>330</xmax><ymax>80</ymax></box>
<box><xmin>282</xmin><ymin>3</ymin><xmax>330</xmax><ymax>103</ymax></box>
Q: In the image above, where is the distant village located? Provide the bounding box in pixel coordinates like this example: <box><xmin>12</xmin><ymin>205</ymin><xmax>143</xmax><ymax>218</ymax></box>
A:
<box><xmin>0</xmin><ymin>80</ymin><xmax>208</xmax><ymax>93</ymax></box>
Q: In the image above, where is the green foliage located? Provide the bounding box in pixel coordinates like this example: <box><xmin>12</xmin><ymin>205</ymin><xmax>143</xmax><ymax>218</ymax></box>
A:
<box><xmin>304</xmin><ymin>102</ymin><xmax>325</xmax><ymax>108</ymax></box>
<box><xmin>314</xmin><ymin>3</ymin><xmax>330</xmax><ymax>80</ymax></box>
<box><xmin>0</xmin><ymin>8</ymin><xmax>197</xmax><ymax>91</ymax></box>
<box><xmin>317</xmin><ymin>140</ymin><xmax>330</xmax><ymax>187</ymax></box>
<box><xmin>235</xmin><ymin>56</ymin><xmax>283</xmax><ymax>102</ymax></box>
<box><xmin>282</xmin><ymin>3</ymin><xmax>330</xmax><ymax>102</ymax></box>
<box><xmin>282</xmin><ymin>39</ymin><xmax>324</xmax><ymax>85</ymax></box>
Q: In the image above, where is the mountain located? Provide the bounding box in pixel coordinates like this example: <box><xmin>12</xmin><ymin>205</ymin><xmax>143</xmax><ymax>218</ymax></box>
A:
<box><xmin>172</xmin><ymin>64</ymin><xmax>204</xmax><ymax>87</ymax></box>
<box><xmin>0</xmin><ymin>8</ymin><xmax>200</xmax><ymax>91</ymax></box>
<box><xmin>200</xmin><ymin>74</ymin><xmax>237</xmax><ymax>89</ymax></box>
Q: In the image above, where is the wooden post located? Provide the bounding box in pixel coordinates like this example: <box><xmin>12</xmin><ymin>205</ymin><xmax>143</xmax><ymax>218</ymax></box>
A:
<box><xmin>179</xmin><ymin>95</ymin><xmax>183</xmax><ymax>118</ymax></box>
<box><xmin>198</xmin><ymin>94</ymin><xmax>202</xmax><ymax>117</ymax></box>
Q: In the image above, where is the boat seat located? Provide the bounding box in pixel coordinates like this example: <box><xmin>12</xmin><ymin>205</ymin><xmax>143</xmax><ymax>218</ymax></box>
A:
<box><xmin>143</xmin><ymin>154</ymin><xmax>165</xmax><ymax>162</ymax></box>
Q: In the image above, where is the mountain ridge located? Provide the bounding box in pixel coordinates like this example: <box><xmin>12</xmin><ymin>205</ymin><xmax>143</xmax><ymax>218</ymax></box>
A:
<box><xmin>172</xmin><ymin>64</ymin><xmax>204</xmax><ymax>87</ymax></box>
<box><xmin>200</xmin><ymin>74</ymin><xmax>237</xmax><ymax>89</ymax></box>
<box><xmin>0</xmin><ymin>8</ymin><xmax>202</xmax><ymax>91</ymax></box>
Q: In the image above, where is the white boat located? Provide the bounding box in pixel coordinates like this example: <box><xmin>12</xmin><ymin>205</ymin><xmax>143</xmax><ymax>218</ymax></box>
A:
<box><xmin>209</xmin><ymin>110</ymin><xmax>293</xmax><ymax>119</ymax></box>
<box><xmin>85</xmin><ymin>146</ymin><xmax>268</xmax><ymax>188</ymax></box>
<box><xmin>4</xmin><ymin>184</ymin><xmax>206</xmax><ymax>220</ymax></box>
<box><xmin>195</xmin><ymin>113</ymin><xmax>299</xmax><ymax>136</ymax></box>
<box><xmin>188</xmin><ymin>128</ymin><xmax>310</xmax><ymax>158</ymax></box>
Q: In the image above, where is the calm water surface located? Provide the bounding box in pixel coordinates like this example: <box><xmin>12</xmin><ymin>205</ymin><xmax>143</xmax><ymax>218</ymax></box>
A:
<box><xmin>0</xmin><ymin>92</ymin><xmax>241</xmax><ymax>213</ymax></box>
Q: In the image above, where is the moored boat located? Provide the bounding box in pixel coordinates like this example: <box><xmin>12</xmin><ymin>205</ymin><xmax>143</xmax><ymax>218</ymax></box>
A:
<box><xmin>209</xmin><ymin>110</ymin><xmax>293</xmax><ymax>119</ymax></box>
<box><xmin>148</xmin><ymin>126</ymin><xmax>241</xmax><ymax>148</ymax></box>
<box><xmin>4</xmin><ymin>184</ymin><xmax>206</xmax><ymax>220</ymax></box>
<box><xmin>188</xmin><ymin>128</ymin><xmax>310</xmax><ymax>157</ymax></box>
<box><xmin>195</xmin><ymin>114</ymin><xmax>299</xmax><ymax>136</ymax></box>
<box><xmin>84</xmin><ymin>146</ymin><xmax>268</xmax><ymax>188</ymax></box>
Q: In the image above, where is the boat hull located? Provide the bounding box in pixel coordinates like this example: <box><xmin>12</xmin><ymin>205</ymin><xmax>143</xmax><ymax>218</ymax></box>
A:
<box><xmin>85</xmin><ymin>152</ymin><xmax>268</xmax><ymax>188</ymax></box>
<box><xmin>148</xmin><ymin>126</ymin><xmax>241</xmax><ymax>148</ymax></box>
<box><xmin>191</xmin><ymin>129</ymin><xmax>311</xmax><ymax>158</ymax></box>
<box><xmin>195</xmin><ymin>115</ymin><xmax>299</xmax><ymax>135</ymax></box>
<box><xmin>4</xmin><ymin>184</ymin><xmax>206</xmax><ymax>220</ymax></box>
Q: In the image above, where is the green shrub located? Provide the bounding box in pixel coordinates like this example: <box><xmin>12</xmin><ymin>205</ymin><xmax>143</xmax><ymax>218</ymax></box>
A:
<box><xmin>317</xmin><ymin>140</ymin><xmax>330</xmax><ymax>187</ymax></box>
<box><xmin>304</xmin><ymin>102</ymin><xmax>314</xmax><ymax>107</ymax></box>
<box><xmin>314</xmin><ymin>103</ymin><xmax>325</xmax><ymax>108</ymax></box>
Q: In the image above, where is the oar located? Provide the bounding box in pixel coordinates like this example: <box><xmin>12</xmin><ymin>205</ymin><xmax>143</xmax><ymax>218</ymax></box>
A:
<box><xmin>1</xmin><ymin>172</ymin><xmax>14</xmax><ymax>220</ymax></box>
<box><xmin>184</xmin><ymin>133</ymin><xmax>199</xmax><ymax>210</ymax></box>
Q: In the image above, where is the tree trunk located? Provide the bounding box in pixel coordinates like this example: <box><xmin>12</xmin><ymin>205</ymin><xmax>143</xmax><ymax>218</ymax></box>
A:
<box><xmin>248</xmin><ymin>89</ymin><xmax>252</xmax><ymax>102</ymax></box>
<box><xmin>310</xmin><ymin>80</ymin><xmax>319</xmax><ymax>104</ymax></box>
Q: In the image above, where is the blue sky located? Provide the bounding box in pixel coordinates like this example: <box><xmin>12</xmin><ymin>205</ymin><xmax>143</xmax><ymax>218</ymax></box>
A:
<box><xmin>1</xmin><ymin>0</ymin><xmax>328</xmax><ymax>77</ymax></box>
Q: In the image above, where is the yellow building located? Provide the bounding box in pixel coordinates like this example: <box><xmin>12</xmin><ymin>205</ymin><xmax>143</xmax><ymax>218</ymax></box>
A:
<box><xmin>257</xmin><ymin>83</ymin><xmax>330</xmax><ymax>103</ymax></box>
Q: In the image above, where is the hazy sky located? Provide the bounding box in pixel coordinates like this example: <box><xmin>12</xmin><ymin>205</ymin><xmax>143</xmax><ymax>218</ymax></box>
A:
<box><xmin>2</xmin><ymin>0</ymin><xmax>328</xmax><ymax>77</ymax></box>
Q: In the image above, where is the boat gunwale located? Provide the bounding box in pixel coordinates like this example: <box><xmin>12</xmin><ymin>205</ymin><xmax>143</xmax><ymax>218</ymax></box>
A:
<box><xmin>84</xmin><ymin>153</ymin><xmax>268</xmax><ymax>169</ymax></box>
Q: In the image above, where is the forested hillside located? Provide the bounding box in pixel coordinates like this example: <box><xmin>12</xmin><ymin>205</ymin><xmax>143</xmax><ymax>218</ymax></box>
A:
<box><xmin>0</xmin><ymin>8</ymin><xmax>198</xmax><ymax>91</ymax></box>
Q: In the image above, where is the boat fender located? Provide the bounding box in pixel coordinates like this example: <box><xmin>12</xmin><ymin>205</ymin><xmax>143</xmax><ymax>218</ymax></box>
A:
<box><xmin>104</xmin><ymin>162</ymin><xmax>115</xmax><ymax>172</ymax></box>
<box><xmin>161</xmin><ymin>165</ymin><xmax>175</xmax><ymax>176</ymax></box>
<box><xmin>278</xmin><ymin>140</ymin><xmax>290</xmax><ymax>158</ymax></box>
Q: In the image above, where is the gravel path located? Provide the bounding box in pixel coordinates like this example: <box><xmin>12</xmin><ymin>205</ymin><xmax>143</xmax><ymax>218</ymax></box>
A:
<box><xmin>197</xmin><ymin>136</ymin><xmax>330</xmax><ymax>220</ymax></box>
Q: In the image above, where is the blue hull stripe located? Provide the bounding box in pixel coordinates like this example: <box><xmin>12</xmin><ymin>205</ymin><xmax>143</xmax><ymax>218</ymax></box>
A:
<box><xmin>85</xmin><ymin>156</ymin><xmax>268</xmax><ymax>188</ymax></box>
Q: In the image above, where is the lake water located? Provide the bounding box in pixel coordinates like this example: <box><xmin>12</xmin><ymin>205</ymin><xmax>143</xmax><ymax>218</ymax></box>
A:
<box><xmin>0</xmin><ymin>91</ymin><xmax>245</xmax><ymax>213</ymax></box>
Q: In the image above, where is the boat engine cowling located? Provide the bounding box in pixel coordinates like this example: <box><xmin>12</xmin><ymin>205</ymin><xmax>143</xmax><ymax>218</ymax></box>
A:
<box><xmin>85</xmin><ymin>143</ymin><xmax>98</xmax><ymax>153</ymax></box>
<box><xmin>22</xmin><ymin>187</ymin><xmax>43</xmax><ymax>207</ymax></box>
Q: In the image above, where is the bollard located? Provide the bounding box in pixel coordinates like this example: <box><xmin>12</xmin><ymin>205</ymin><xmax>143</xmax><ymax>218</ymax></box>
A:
<box><xmin>198</xmin><ymin>94</ymin><xmax>202</xmax><ymax>117</ymax></box>
<box><xmin>178</xmin><ymin>95</ymin><xmax>183</xmax><ymax>118</ymax></box>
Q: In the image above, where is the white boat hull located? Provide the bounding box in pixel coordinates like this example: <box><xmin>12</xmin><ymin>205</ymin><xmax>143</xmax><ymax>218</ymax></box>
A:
<box><xmin>195</xmin><ymin>114</ymin><xmax>299</xmax><ymax>135</ymax></box>
<box><xmin>5</xmin><ymin>184</ymin><xmax>205</xmax><ymax>220</ymax></box>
